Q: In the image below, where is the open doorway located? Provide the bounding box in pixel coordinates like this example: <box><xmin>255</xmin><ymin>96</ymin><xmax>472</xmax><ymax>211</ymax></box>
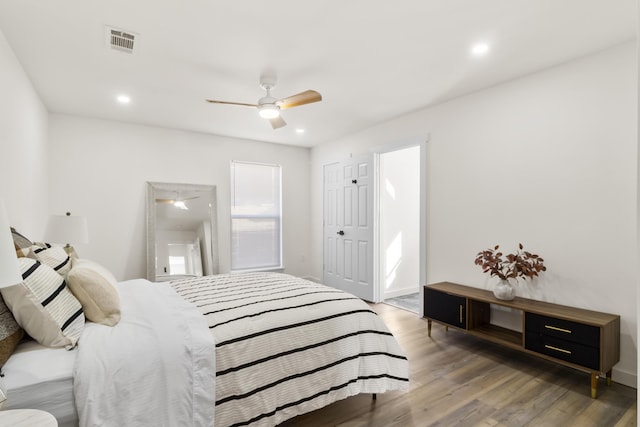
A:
<box><xmin>379</xmin><ymin>145</ymin><xmax>421</xmax><ymax>313</ymax></box>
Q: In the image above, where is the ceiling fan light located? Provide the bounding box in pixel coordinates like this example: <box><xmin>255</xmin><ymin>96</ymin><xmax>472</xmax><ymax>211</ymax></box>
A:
<box><xmin>258</xmin><ymin>104</ymin><xmax>280</xmax><ymax>119</ymax></box>
<box><xmin>173</xmin><ymin>200</ymin><xmax>188</xmax><ymax>210</ymax></box>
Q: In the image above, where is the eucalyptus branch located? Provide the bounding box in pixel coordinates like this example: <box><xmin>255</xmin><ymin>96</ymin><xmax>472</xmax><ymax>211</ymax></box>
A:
<box><xmin>474</xmin><ymin>243</ymin><xmax>546</xmax><ymax>283</ymax></box>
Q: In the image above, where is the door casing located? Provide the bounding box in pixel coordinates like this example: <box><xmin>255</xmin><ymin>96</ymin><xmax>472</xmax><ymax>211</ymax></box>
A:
<box><xmin>323</xmin><ymin>138</ymin><xmax>428</xmax><ymax>308</ymax></box>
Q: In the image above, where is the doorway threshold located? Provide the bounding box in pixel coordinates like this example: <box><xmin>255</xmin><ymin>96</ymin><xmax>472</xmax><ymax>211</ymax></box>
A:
<box><xmin>384</xmin><ymin>293</ymin><xmax>420</xmax><ymax>313</ymax></box>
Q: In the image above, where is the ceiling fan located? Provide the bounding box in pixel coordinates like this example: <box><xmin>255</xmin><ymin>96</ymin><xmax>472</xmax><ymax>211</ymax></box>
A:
<box><xmin>205</xmin><ymin>76</ymin><xmax>322</xmax><ymax>129</ymax></box>
<box><xmin>156</xmin><ymin>194</ymin><xmax>199</xmax><ymax>210</ymax></box>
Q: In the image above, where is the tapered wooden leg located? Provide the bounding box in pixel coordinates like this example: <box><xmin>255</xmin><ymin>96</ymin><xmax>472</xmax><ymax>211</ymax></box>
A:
<box><xmin>606</xmin><ymin>370</ymin><xmax>612</xmax><ymax>386</ymax></box>
<box><xmin>591</xmin><ymin>372</ymin><xmax>598</xmax><ymax>398</ymax></box>
<box><xmin>372</xmin><ymin>394</ymin><xmax>377</xmax><ymax>401</ymax></box>
<box><xmin>427</xmin><ymin>320</ymin><xmax>432</xmax><ymax>337</ymax></box>
<box><xmin>445</xmin><ymin>325</ymin><xmax>449</xmax><ymax>332</ymax></box>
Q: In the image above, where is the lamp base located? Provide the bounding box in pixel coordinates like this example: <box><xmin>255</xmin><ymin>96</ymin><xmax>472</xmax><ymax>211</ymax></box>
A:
<box><xmin>63</xmin><ymin>244</ymin><xmax>79</xmax><ymax>259</ymax></box>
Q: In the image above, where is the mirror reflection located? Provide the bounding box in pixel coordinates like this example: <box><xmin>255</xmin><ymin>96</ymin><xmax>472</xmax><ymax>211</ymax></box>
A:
<box><xmin>146</xmin><ymin>182</ymin><xmax>218</xmax><ymax>282</ymax></box>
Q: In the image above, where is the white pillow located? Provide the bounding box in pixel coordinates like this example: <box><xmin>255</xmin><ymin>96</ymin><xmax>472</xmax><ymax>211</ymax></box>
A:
<box><xmin>1</xmin><ymin>258</ymin><xmax>84</xmax><ymax>349</ymax></box>
<box><xmin>31</xmin><ymin>243</ymin><xmax>72</xmax><ymax>276</ymax></box>
<box><xmin>66</xmin><ymin>259</ymin><xmax>121</xmax><ymax>326</ymax></box>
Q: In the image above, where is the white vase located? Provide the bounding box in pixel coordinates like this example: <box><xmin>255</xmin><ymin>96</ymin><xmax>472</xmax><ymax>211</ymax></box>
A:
<box><xmin>493</xmin><ymin>280</ymin><xmax>515</xmax><ymax>300</ymax></box>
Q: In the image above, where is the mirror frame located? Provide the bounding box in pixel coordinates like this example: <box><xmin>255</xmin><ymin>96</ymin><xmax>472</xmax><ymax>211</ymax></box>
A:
<box><xmin>146</xmin><ymin>181</ymin><xmax>218</xmax><ymax>282</ymax></box>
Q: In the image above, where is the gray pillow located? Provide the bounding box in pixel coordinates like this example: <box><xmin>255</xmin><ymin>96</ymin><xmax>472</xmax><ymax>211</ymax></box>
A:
<box><xmin>0</xmin><ymin>295</ymin><xmax>23</xmax><ymax>367</ymax></box>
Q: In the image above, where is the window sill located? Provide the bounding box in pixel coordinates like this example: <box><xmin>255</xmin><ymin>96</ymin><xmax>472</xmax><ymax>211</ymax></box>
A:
<box><xmin>231</xmin><ymin>266</ymin><xmax>285</xmax><ymax>274</ymax></box>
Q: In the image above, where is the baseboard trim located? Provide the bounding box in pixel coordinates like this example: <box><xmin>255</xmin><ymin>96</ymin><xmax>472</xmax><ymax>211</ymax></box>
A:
<box><xmin>303</xmin><ymin>276</ymin><xmax>321</xmax><ymax>283</ymax></box>
<box><xmin>612</xmin><ymin>367</ymin><xmax>636</xmax><ymax>389</ymax></box>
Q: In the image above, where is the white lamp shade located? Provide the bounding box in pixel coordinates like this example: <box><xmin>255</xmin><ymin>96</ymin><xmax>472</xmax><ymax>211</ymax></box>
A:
<box><xmin>0</xmin><ymin>199</ymin><xmax>22</xmax><ymax>289</ymax></box>
<box><xmin>44</xmin><ymin>214</ymin><xmax>89</xmax><ymax>245</ymax></box>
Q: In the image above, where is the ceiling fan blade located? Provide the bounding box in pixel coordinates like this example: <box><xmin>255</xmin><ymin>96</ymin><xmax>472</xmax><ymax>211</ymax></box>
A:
<box><xmin>276</xmin><ymin>90</ymin><xmax>322</xmax><ymax>110</ymax></box>
<box><xmin>205</xmin><ymin>99</ymin><xmax>257</xmax><ymax>108</ymax></box>
<box><xmin>269</xmin><ymin>116</ymin><xmax>287</xmax><ymax>129</ymax></box>
<box><xmin>156</xmin><ymin>198</ymin><xmax>175</xmax><ymax>204</ymax></box>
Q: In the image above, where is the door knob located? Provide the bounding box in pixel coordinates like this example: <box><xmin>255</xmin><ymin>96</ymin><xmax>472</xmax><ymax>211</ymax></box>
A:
<box><xmin>337</xmin><ymin>230</ymin><xmax>345</xmax><ymax>236</ymax></box>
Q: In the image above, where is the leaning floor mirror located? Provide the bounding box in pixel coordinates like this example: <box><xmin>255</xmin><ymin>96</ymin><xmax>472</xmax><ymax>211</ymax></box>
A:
<box><xmin>146</xmin><ymin>182</ymin><xmax>218</xmax><ymax>282</ymax></box>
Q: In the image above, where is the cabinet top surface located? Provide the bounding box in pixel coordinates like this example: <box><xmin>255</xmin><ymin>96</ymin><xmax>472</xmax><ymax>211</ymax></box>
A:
<box><xmin>426</xmin><ymin>282</ymin><xmax>619</xmax><ymax>326</ymax></box>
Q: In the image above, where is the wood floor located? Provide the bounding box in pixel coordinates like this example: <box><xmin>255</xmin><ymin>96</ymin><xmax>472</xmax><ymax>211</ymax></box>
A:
<box><xmin>280</xmin><ymin>303</ymin><xmax>637</xmax><ymax>427</ymax></box>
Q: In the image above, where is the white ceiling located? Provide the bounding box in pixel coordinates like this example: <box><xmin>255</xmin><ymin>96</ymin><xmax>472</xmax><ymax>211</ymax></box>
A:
<box><xmin>0</xmin><ymin>1</ymin><xmax>635</xmax><ymax>147</ymax></box>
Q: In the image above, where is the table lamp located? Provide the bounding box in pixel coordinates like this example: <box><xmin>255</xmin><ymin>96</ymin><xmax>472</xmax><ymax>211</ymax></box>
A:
<box><xmin>44</xmin><ymin>212</ymin><xmax>89</xmax><ymax>258</ymax></box>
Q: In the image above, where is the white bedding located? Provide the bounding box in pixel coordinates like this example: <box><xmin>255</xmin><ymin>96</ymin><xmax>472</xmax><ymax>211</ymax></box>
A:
<box><xmin>4</xmin><ymin>273</ymin><xmax>407</xmax><ymax>427</ymax></box>
<box><xmin>3</xmin><ymin>341</ymin><xmax>78</xmax><ymax>427</ymax></box>
<box><xmin>73</xmin><ymin>279</ymin><xmax>216</xmax><ymax>427</ymax></box>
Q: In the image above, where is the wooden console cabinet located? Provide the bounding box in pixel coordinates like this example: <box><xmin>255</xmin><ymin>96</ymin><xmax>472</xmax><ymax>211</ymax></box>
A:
<box><xmin>424</xmin><ymin>282</ymin><xmax>620</xmax><ymax>398</ymax></box>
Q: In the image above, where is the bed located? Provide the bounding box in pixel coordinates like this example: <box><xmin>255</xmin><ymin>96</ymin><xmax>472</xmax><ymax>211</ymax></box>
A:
<box><xmin>4</xmin><ymin>277</ymin><xmax>216</xmax><ymax>427</ymax></box>
<box><xmin>172</xmin><ymin>272</ymin><xmax>409</xmax><ymax>426</ymax></box>
<box><xmin>3</xmin><ymin>271</ymin><xmax>409</xmax><ymax>426</ymax></box>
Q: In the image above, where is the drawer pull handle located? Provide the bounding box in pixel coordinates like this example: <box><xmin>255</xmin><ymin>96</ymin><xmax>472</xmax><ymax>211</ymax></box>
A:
<box><xmin>545</xmin><ymin>344</ymin><xmax>572</xmax><ymax>355</ymax></box>
<box><xmin>545</xmin><ymin>325</ymin><xmax>571</xmax><ymax>334</ymax></box>
<box><xmin>459</xmin><ymin>305</ymin><xmax>463</xmax><ymax>324</ymax></box>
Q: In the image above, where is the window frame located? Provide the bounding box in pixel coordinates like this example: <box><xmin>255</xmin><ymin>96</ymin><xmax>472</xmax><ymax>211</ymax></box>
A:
<box><xmin>229</xmin><ymin>160</ymin><xmax>283</xmax><ymax>272</ymax></box>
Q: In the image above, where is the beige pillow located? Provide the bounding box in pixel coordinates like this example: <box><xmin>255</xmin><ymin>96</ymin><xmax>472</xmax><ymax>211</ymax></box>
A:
<box><xmin>66</xmin><ymin>259</ymin><xmax>121</xmax><ymax>326</ymax></box>
<box><xmin>1</xmin><ymin>258</ymin><xmax>84</xmax><ymax>349</ymax></box>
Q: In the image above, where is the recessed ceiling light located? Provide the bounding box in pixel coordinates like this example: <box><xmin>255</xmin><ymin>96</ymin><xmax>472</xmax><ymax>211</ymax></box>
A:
<box><xmin>116</xmin><ymin>94</ymin><xmax>131</xmax><ymax>104</ymax></box>
<box><xmin>296</xmin><ymin>128</ymin><xmax>305</xmax><ymax>134</ymax></box>
<box><xmin>471</xmin><ymin>43</ymin><xmax>490</xmax><ymax>56</ymax></box>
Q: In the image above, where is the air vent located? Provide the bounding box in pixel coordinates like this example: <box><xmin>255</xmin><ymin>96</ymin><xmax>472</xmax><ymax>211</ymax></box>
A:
<box><xmin>105</xmin><ymin>26</ymin><xmax>136</xmax><ymax>53</ymax></box>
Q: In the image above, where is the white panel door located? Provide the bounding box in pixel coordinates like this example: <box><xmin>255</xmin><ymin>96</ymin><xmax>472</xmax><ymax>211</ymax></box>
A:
<box><xmin>323</xmin><ymin>162</ymin><xmax>340</xmax><ymax>288</ymax></box>
<box><xmin>323</xmin><ymin>154</ymin><xmax>374</xmax><ymax>301</ymax></box>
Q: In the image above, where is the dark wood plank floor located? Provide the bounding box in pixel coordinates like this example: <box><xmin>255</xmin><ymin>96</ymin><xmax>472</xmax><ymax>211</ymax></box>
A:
<box><xmin>280</xmin><ymin>303</ymin><xmax>637</xmax><ymax>427</ymax></box>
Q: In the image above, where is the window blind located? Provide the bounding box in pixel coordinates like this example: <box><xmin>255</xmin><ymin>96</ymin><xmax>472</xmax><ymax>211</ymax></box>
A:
<box><xmin>230</xmin><ymin>161</ymin><xmax>282</xmax><ymax>271</ymax></box>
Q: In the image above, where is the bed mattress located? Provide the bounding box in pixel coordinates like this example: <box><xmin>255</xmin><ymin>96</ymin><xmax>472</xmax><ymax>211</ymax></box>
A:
<box><xmin>3</xmin><ymin>340</ymin><xmax>78</xmax><ymax>427</ymax></box>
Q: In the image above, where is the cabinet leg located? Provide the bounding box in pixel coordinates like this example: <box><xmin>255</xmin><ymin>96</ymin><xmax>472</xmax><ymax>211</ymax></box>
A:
<box><xmin>427</xmin><ymin>320</ymin><xmax>432</xmax><ymax>337</ymax></box>
<box><xmin>606</xmin><ymin>370</ymin><xmax>612</xmax><ymax>386</ymax></box>
<box><xmin>590</xmin><ymin>372</ymin><xmax>598</xmax><ymax>399</ymax></box>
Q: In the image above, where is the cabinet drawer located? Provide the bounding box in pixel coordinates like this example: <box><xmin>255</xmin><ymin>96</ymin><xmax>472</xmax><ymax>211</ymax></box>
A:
<box><xmin>424</xmin><ymin>287</ymin><xmax>466</xmax><ymax>329</ymax></box>
<box><xmin>525</xmin><ymin>312</ymin><xmax>599</xmax><ymax>348</ymax></box>
<box><xmin>525</xmin><ymin>331</ymin><xmax>600</xmax><ymax>370</ymax></box>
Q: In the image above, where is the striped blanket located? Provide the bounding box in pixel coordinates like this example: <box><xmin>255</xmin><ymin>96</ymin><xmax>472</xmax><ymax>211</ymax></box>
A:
<box><xmin>171</xmin><ymin>272</ymin><xmax>409</xmax><ymax>427</ymax></box>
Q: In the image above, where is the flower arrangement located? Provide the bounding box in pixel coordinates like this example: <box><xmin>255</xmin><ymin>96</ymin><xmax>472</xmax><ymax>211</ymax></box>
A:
<box><xmin>474</xmin><ymin>243</ymin><xmax>546</xmax><ymax>282</ymax></box>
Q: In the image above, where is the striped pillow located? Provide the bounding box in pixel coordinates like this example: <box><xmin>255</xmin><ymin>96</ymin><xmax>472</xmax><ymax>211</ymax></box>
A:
<box><xmin>31</xmin><ymin>243</ymin><xmax>72</xmax><ymax>276</ymax></box>
<box><xmin>0</xmin><ymin>258</ymin><xmax>84</xmax><ymax>349</ymax></box>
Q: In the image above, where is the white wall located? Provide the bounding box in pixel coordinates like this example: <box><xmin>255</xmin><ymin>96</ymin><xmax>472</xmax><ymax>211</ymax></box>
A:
<box><xmin>311</xmin><ymin>42</ymin><xmax>637</xmax><ymax>386</ymax></box>
<box><xmin>47</xmin><ymin>115</ymin><xmax>311</xmax><ymax>281</ymax></box>
<box><xmin>0</xmin><ymin>29</ymin><xmax>48</xmax><ymax>234</ymax></box>
<box><xmin>380</xmin><ymin>146</ymin><xmax>420</xmax><ymax>298</ymax></box>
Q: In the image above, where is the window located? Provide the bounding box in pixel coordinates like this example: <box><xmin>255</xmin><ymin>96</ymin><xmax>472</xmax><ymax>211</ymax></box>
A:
<box><xmin>230</xmin><ymin>161</ymin><xmax>282</xmax><ymax>271</ymax></box>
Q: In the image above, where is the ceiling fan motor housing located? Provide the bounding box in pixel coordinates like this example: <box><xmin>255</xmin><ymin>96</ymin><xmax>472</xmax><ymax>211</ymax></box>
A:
<box><xmin>258</xmin><ymin>75</ymin><xmax>280</xmax><ymax>118</ymax></box>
